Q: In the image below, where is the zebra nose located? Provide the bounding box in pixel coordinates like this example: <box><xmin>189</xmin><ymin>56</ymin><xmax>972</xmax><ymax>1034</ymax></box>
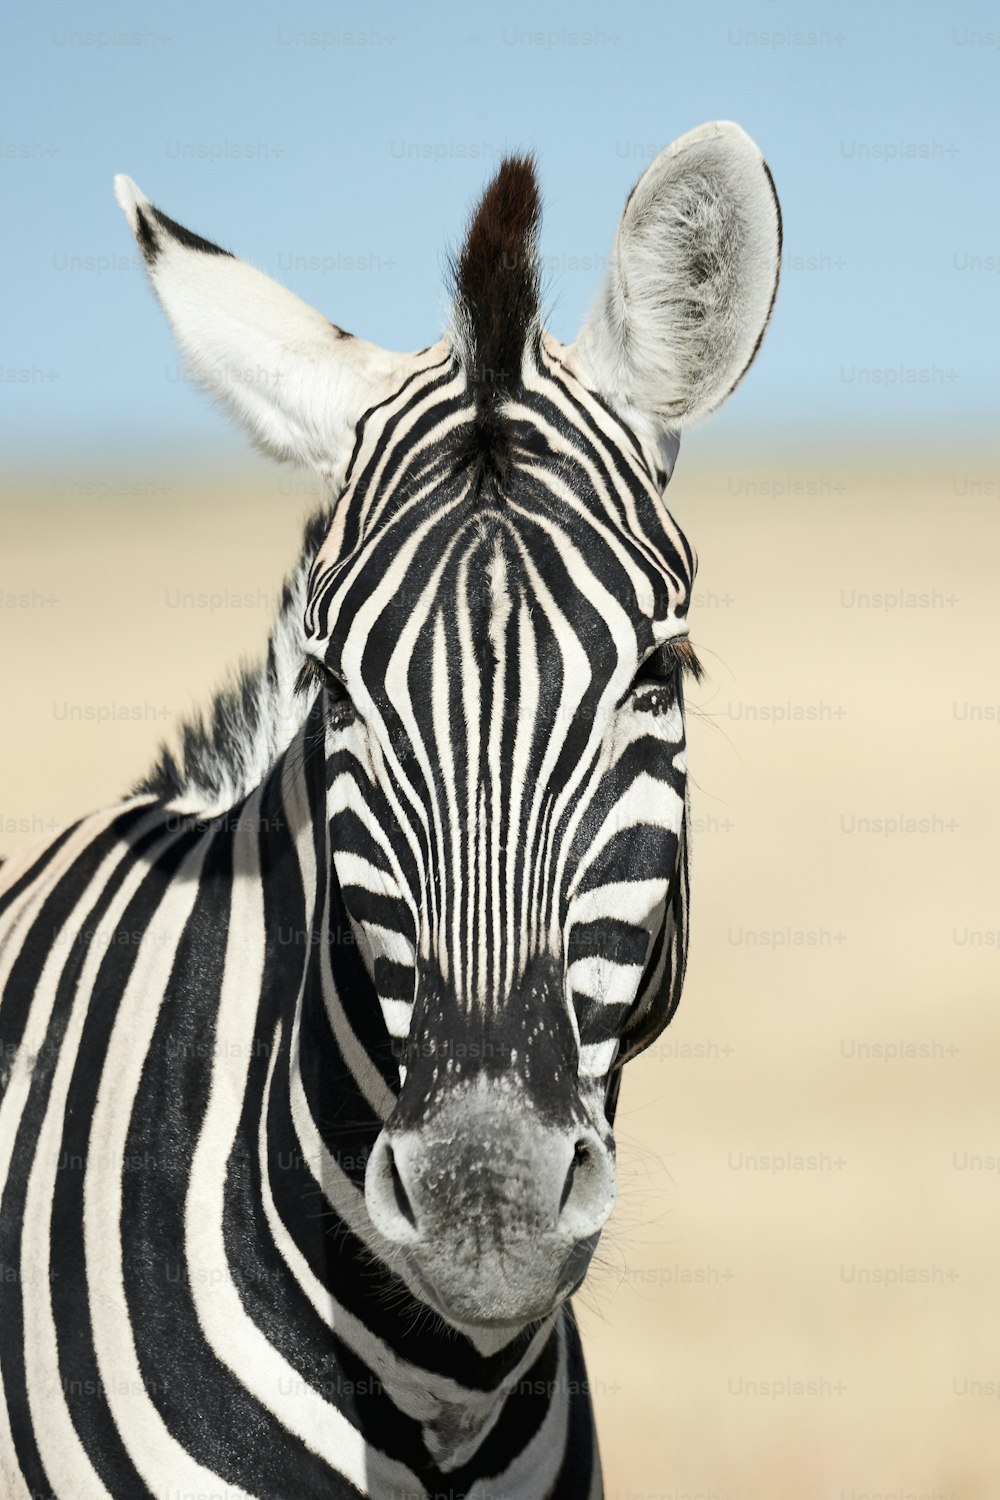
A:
<box><xmin>364</xmin><ymin>1122</ymin><xmax>615</xmax><ymax>1249</ymax></box>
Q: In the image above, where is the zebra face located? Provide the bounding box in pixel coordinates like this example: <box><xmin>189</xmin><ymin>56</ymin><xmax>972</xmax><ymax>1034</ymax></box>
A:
<box><xmin>301</xmin><ymin>341</ymin><xmax>703</xmax><ymax>1327</ymax></box>
<box><xmin>116</xmin><ymin>121</ymin><xmax>780</xmax><ymax>1330</ymax></box>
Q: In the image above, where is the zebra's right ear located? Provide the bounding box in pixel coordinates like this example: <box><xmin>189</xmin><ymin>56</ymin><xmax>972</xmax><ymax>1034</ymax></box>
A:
<box><xmin>114</xmin><ymin>175</ymin><xmax>412</xmax><ymax>476</ymax></box>
<box><xmin>566</xmin><ymin>122</ymin><xmax>781</xmax><ymax>438</ymax></box>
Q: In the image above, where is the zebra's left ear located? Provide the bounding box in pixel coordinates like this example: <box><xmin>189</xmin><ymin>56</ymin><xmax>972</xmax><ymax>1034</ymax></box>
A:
<box><xmin>566</xmin><ymin>121</ymin><xmax>781</xmax><ymax>435</ymax></box>
<box><xmin>114</xmin><ymin>175</ymin><xmax>413</xmax><ymax>475</ymax></box>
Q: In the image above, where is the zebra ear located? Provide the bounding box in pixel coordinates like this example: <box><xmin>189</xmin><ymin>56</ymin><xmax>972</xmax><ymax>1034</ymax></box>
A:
<box><xmin>114</xmin><ymin>175</ymin><xmax>410</xmax><ymax>474</ymax></box>
<box><xmin>567</xmin><ymin>121</ymin><xmax>781</xmax><ymax>435</ymax></box>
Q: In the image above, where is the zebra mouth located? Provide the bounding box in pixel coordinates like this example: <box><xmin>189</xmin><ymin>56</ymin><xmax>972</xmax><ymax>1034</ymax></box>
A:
<box><xmin>397</xmin><ymin>1228</ymin><xmax>599</xmax><ymax>1335</ymax></box>
<box><xmin>404</xmin><ymin>1256</ymin><xmax>565</xmax><ymax>1334</ymax></box>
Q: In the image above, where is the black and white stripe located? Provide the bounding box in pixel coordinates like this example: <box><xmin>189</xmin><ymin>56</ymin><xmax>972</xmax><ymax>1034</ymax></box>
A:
<box><xmin>1</xmin><ymin>123</ymin><xmax>780</xmax><ymax>1497</ymax></box>
<box><xmin>302</xmin><ymin>336</ymin><xmax>696</xmax><ymax>1072</ymax></box>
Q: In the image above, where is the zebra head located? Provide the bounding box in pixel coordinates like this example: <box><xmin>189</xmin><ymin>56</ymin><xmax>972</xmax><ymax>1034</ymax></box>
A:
<box><xmin>116</xmin><ymin>123</ymin><xmax>780</xmax><ymax>1332</ymax></box>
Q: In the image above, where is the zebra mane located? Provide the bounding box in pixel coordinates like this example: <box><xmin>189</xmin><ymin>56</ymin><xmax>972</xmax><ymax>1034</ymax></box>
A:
<box><xmin>450</xmin><ymin>154</ymin><xmax>541</xmax><ymax>472</ymax></box>
<box><xmin>133</xmin><ymin>507</ymin><xmax>331</xmax><ymax>814</ymax></box>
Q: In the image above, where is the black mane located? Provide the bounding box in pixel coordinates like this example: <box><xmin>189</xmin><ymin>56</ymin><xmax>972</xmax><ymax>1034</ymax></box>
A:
<box><xmin>451</xmin><ymin>155</ymin><xmax>541</xmax><ymax>475</ymax></box>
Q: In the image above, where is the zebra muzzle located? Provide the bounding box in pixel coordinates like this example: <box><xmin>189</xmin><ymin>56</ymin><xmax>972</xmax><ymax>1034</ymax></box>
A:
<box><xmin>364</xmin><ymin>1079</ymin><xmax>616</xmax><ymax>1329</ymax></box>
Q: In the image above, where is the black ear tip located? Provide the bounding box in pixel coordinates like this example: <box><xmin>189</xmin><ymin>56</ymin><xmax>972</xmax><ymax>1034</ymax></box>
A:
<box><xmin>133</xmin><ymin>204</ymin><xmax>161</xmax><ymax>266</ymax></box>
<box><xmin>117</xmin><ymin>174</ymin><xmax>234</xmax><ymax>265</ymax></box>
<box><xmin>150</xmin><ymin>205</ymin><xmax>234</xmax><ymax>260</ymax></box>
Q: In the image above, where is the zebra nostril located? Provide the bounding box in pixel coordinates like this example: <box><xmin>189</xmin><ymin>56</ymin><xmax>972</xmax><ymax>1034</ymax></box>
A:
<box><xmin>560</xmin><ymin>1139</ymin><xmax>592</xmax><ymax>1213</ymax></box>
<box><xmin>386</xmin><ymin>1144</ymin><xmax>417</xmax><ymax>1230</ymax></box>
<box><xmin>557</xmin><ymin>1133</ymin><xmax>614</xmax><ymax>1239</ymax></box>
<box><xmin>365</xmin><ymin>1133</ymin><xmax>421</xmax><ymax>1245</ymax></box>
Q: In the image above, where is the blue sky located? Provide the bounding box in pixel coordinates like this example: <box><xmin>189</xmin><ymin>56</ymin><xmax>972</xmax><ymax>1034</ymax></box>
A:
<box><xmin>1</xmin><ymin>0</ymin><xmax>996</xmax><ymax>463</ymax></box>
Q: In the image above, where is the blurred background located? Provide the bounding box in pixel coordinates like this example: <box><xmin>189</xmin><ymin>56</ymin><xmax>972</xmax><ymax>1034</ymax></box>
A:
<box><xmin>2</xmin><ymin>0</ymin><xmax>998</xmax><ymax>1494</ymax></box>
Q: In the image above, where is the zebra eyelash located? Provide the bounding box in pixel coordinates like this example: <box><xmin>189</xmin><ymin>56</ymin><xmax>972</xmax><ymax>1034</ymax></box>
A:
<box><xmin>295</xmin><ymin>655</ymin><xmax>337</xmax><ymax>696</ymax></box>
<box><xmin>629</xmin><ymin>637</ymin><xmax>703</xmax><ymax>715</ymax></box>
<box><xmin>635</xmin><ymin>637</ymin><xmax>704</xmax><ymax>687</ymax></box>
<box><xmin>295</xmin><ymin>655</ymin><xmax>356</xmax><ymax>727</ymax></box>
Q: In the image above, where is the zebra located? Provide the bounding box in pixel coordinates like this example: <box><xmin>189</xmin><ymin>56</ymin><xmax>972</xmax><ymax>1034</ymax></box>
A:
<box><xmin>0</xmin><ymin>121</ymin><xmax>780</xmax><ymax>1498</ymax></box>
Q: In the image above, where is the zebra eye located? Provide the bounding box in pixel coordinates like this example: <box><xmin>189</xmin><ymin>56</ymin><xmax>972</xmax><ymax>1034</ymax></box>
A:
<box><xmin>295</xmin><ymin>655</ymin><xmax>356</xmax><ymax>727</ymax></box>
<box><xmin>630</xmin><ymin>637</ymin><xmax>703</xmax><ymax>714</ymax></box>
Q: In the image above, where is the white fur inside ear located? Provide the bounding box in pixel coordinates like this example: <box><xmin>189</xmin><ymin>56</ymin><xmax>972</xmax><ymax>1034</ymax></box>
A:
<box><xmin>113</xmin><ymin>176</ymin><xmax>417</xmax><ymax>472</ymax></box>
<box><xmin>569</xmin><ymin>121</ymin><xmax>781</xmax><ymax>436</ymax></box>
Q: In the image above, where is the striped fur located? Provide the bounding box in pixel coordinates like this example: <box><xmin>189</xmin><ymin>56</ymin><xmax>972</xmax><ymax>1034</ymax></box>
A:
<box><xmin>0</xmin><ymin>129</ymin><xmax>779</xmax><ymax>1497</ymax></box>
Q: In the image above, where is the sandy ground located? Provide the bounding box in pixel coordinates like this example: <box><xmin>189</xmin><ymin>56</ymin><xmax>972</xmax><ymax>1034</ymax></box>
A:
<box><xmin>2</xmin><ymin>450</ymin><xmax>998</xmax><ymax>1496</ymax></box>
